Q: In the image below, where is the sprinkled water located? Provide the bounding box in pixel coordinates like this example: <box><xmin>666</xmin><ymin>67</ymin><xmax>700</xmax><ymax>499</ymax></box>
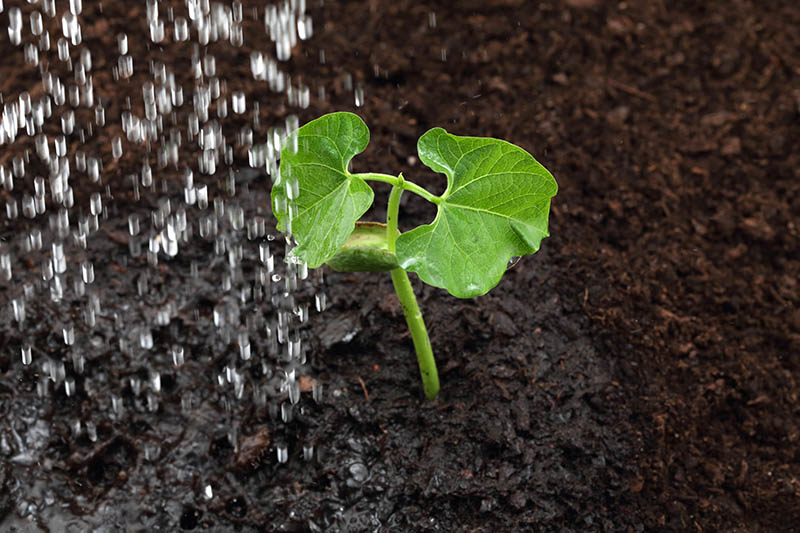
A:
<box><xmin>276</xmin><ymin>441</ymin><xmax>289</xmax><ymax>463</ymax></box>
<box><xmin>20</xmin><ymin>344</ymin><xmax>31</xmax><ymax>365</ymax></box>
<box><xmin>0</xmin><ymin>1</ymin><xmax>334</xmax><ymax>529</ymax></box>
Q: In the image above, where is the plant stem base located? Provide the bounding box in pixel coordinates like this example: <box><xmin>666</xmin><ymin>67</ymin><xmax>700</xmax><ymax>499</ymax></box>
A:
<box><xmin>390</xmin><ymin>267</ymin><xmax>440</xmax><ymax>400</ymax></box>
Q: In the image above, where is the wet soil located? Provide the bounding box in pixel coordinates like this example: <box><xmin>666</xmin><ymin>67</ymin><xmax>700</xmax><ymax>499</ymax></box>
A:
<box><xmin>2</xmin><ymin>0</ymin><xmax>800</xmax><ymax>531</ymax></box>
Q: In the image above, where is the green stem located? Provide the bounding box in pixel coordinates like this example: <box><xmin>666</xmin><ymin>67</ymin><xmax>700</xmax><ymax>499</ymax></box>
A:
<box><xmin>355</xmin><ymin>172</ymin><xmax>441</xmax><ymax>205</ymax></box>
<box><xmin>386</xmin><ymin>177</ymin><xmax>440</xmax><ymax>400</ymax></box>
<box><xmin>386</xmin><ymin>173</ymin><xmax>404</xmax><ymax>251</ymax></box>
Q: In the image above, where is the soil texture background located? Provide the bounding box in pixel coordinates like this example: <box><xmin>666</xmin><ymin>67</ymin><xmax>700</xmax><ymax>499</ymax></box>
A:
<box><xmin>1</xmin><ymin>0</ymin><xmax>799</xmax><ymax>531</ymax></box>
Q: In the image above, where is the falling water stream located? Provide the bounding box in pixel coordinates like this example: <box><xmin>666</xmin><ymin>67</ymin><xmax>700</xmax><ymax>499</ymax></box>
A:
<box><xmin>0</xmin><ymin>1</ymin><xmax>363</xmax><ymax>529</ymax></box>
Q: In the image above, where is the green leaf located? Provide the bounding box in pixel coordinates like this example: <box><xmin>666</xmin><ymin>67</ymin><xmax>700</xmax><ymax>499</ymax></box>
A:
<box><xmin>396</xmin><ymin>128</ymin><xmax>557</xmax><ymax>298</ymax></box>
<box><xmin>273</xmin><ymin>112</ymin><xmax>373</xmax><ymax>268</ymax></box>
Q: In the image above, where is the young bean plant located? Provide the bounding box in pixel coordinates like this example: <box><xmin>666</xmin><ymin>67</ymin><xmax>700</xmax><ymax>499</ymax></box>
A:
<box><xmin>271</xmin><ymin>112</ymin><xmax>557</xmax><ymax>400</ymax></box>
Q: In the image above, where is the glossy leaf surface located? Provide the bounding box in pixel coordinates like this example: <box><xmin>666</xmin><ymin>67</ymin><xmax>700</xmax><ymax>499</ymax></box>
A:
<box><xmin>396</xmin><ymin>128</ymin><xmax>557</xmax><ymax>298</ymax></box>
<box><xmin>273</xmin><ymin>112</ymin><xmax>373</xmax><ymax>268</ymax></box>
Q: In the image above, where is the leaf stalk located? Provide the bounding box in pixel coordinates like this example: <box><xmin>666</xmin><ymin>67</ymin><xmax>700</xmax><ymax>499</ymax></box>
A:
<box><xmin>355</xmin><ymin>172</ymin><xmax>441</xmax><ymax>205</ymax></box>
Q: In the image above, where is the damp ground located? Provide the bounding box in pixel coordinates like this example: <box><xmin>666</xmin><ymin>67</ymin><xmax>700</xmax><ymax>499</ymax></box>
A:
<box><xmin>2</xmin><ymin>0</ymin><xmax>800</xmax><ymax>532</ymax></box>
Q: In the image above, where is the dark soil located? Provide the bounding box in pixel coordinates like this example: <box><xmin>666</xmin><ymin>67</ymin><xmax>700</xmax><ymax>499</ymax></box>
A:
<box><xmin>2</xmin><ymin>0</ymin><xmax>799</xmax><ymax>532</ymax></box>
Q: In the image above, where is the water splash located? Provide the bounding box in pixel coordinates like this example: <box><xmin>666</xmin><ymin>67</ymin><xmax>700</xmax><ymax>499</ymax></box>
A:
<box><xmin>0</xmin><ymin>0</ymin><xmax>332</xmax><ymax>528</ymax></box>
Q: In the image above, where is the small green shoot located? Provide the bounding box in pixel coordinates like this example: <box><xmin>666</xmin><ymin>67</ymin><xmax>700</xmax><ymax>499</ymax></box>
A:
<box><xmin>272</xmin><ymin>112</ymin><xmax>557</xmax><ymax>400</ymax></box>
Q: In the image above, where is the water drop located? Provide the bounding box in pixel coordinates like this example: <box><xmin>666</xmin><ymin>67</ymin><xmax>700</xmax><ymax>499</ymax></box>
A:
<box><xmin>174</xmin><ymin>17</ymin><xmax>189</xmax><ymax>41</ymax></box>
<box><xmin>297</xmin><ymin>84</ymin><xmax>310</xmax><ymax>108</ymax></box>
<box><xmin>72</xmin><ymin>351</ymin><xmax>85</xmax><ymax>374</ymax></box>
<box><xmin>229</xmin><ymin>204</ymin><xmax>244</xmax><ymax>230</ymax></box>
<box><xmin>86</xmin><ymin>421</ymin><xmax>97</xmax><ymax>442</ymax></box>
<box><xmin>62</xmin><ymin>12</ymin><xmax>81</xmax><ymax>45</ymax></box>
<box><xmin>24</xmin><ymin>43</ymin><xmax>38</xmax><ymax>65</ymax></box>
<box><xmin>118</xmin><ymin>55</ymin><xmax>133</xmax><ymax>79</ymax></box>
<box><xmin>81</xmin><ymin>261</ymin><xmax>94</xmax><ymax>284</ymax></box>
<box><xmin>8</xmin><ymin>8</ymin><xmax>22</xmax><ymax>44</ymax></box>
<box><xmin>150</xmin><ymin>370</ymin><xmax>161</xmax><ymax>393</ymax></box>
<box><xmin>283</xmin><ymin>374</ymin><xmax>298</xmax><ymax>403</ymax></box>
<box><xmin>63</xmin><ymin>325</ymin><xmax>75</xmax><ymax>345</ymax></box>
<box><xmin>232</xmin><ymin>91</ymin><xmax>245</xmax><ymax>114</ymax></box>
<box><xmin>112</xmin><ymin>396</ymin><xmax>123</xmax><ymax>415</ymax></box>
<box><xmin>312</xmin><ymin>381</ymin><xmax>323</xmax><ymax>404</ymax></box>
<box><xmin>30</xmin><ymin>12</ymin><xmax>43</xmax><ymax>35</ymax></box>
<box><xmin>172</xmin><ymin>345</ymin><xmax>185</xmax><ymax>366</ymax></box>
<box><xmin>37</xmin><ymin>378</ymin><xmax>49</xmax><ymax>398</ymax></box>
<box><xmin>12</xmin><ymin>156</ymin><xmax>24</xmax><ymax>178</ymax></box>
<box><xmin>315</xmin><ymin>292</ymin><xmax>327</xmax><ymax>312</ymax></box>
<box><xmin>276</xmin><ymin>442</ymin><xmax>288</xmax><ymax>464</ymax></box>
<box><xmin>149</xmin><ymin>20</ymin><xmax>165</xmax><ymax>43</ymax></box>
<box><xmin>281</xmin><ymin>402</ymin><xmax>293</xmax><ymax>423</ymax></box>
<box><xmin>238</xmin><ymin>331</ymin><xmax>251</xmax><ymax>361</ymax></box>
<box><xmin>90</xmin><ymin>192</ymin><xmax>102</xmax><ymax>215</ymax></box>
<box><xmin>140</xmin><ymin>329</ymin><xmax>154</xmax><ymax>349</ymax></box>
<box><xmin>144</xmin><ymin>443</ymin><xmax>161</xmax><ymax>461</ymax></box>
<box><xmin>117</xmin><ymin>33</ymin><xmax>128</xmax><ymax>54</ymax></box>
<box><xmin>297</xmin><ymin>15</ymin><xmax>312</xmax><ymax>40</ymax></box>
<box><xmin>63</xmin><ymin>110</ymin><xmax>75</xmax><ymax>133</ymax></box>
<box><xmin>88</xmin><ymin>157</ymin><xmax>100</xmax><ymax>182</ymax></box>
<box><xmin>21</xmin><ymin>344</ymin><xmax>32</xmax><ymax>365</ymax></box>
<box><xmin>12</xmin><ymin>297</ymin><xmax>26</xmax><ymax>323</ymax></box>
<box><xmin>57</xmin><ymin>37</ymin><xmax>70</xmax><ymax>63</ymax></box>
<box><xmin>302</xmin><ymin>443</ymin><xmax>314</xmax><ymax>461</ymax></box>
<box><xmin>197</xmin><ymin>184</ymin><xmax>208</xmax><ymax>209</ymax></box>
<box><xmin>38</xmin><ymin>30</ymin><xmax>50</xmax><ymax>51</ymax></box>
<box><xmin>147</xmin><ymin>392</ymin><xmax>158</xmax><ymax>412</ymax></box>
<box><xmin>22</xmin><ymin>195</ymin><xmax>35</xmax><ymax>218</ymax></box>
<box><xmin>71</xmin><ymin>420</ymin><xmax>82</xmax><ymax>438</ymax></box>
<box><xmin>42</xmin><ymin>258</ymin><xmax>54</xmax><ymax>281</ymax></box>
<box><xmin>64</xmin><ymin>378</ymin><xmax>76</xmax><ymax>397</ymax></box>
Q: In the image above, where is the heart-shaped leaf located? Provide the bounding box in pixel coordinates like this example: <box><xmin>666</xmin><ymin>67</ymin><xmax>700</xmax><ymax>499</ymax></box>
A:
<box><xmin>396</xmin><ymin>128</ymin><xmax>557</xmax><ymax>298</ymax></box>
<box><xmin>273</xmin><ymin>112</ymin><xmax>373</xmax><ymax>268</ymax></box>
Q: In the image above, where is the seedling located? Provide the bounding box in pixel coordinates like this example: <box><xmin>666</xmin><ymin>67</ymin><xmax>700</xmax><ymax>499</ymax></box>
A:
<box><xmin>271</xmin><ymin>112</ymin><xmax>557</xmax><ymax>400</ymax></box>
